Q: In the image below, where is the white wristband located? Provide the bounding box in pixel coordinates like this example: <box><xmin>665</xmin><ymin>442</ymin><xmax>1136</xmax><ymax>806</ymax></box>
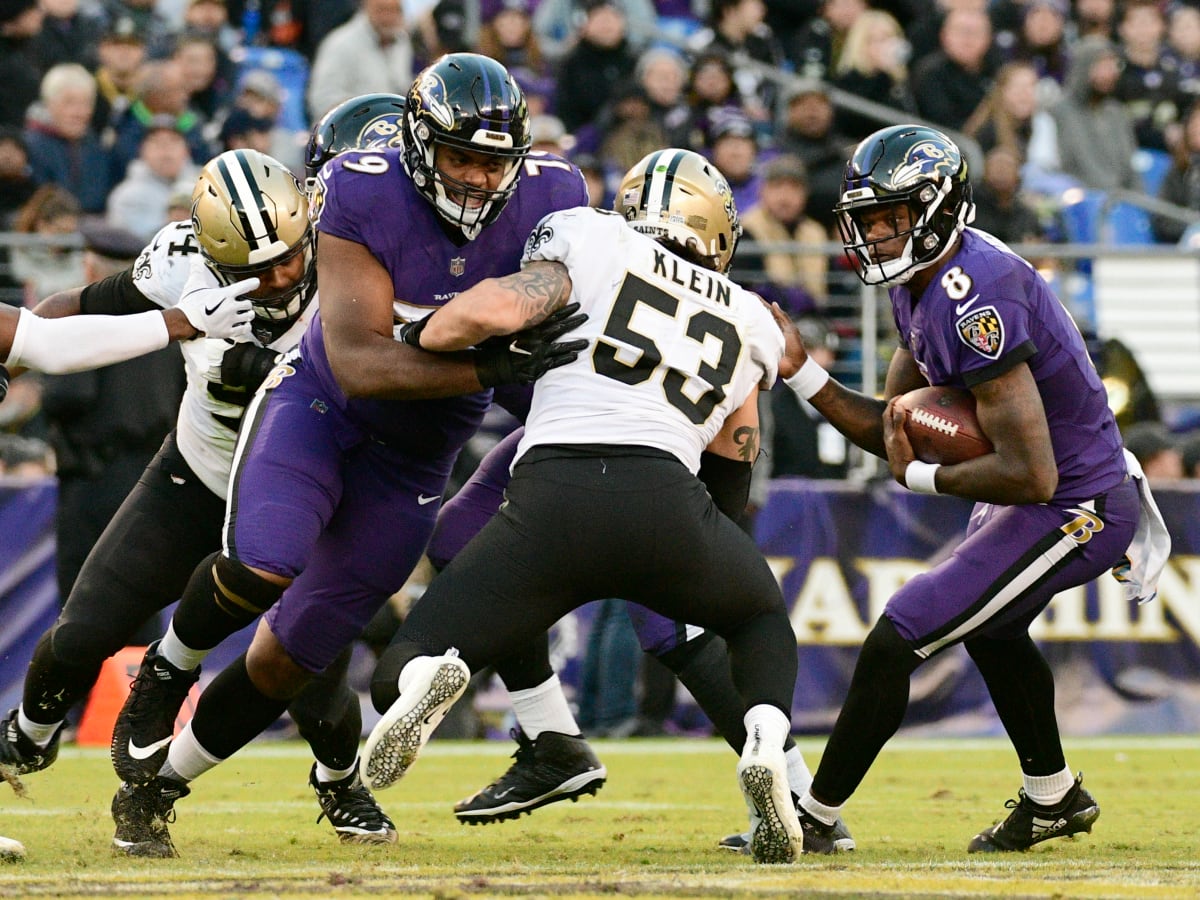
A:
<box><xmin>784</xmin><ymin>356</ymin><xmax>830</xmax><ymax>400</ymax></box>
<box><xmin>905</xmin><ymin>460</ymin><xmax>941</xmax><ymax>494</ymax></box>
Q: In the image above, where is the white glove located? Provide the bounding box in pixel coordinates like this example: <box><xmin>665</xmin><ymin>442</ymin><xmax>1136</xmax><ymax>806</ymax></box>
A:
<box><xmin>203</xmin><ymin>338</ymin><xmax>236</xmax><ymax>384</ymax></box>
<box><xmin>176</xmin><ymin>257</ymin><xmax>257</xmax><ymax>340</ymax></box>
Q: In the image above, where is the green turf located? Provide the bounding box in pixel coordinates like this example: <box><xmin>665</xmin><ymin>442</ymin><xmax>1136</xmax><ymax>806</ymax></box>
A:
<box><xmin>2</xmin><ymin>737</ymin><xmax>1198</xmax><ymax>898</ymax></box>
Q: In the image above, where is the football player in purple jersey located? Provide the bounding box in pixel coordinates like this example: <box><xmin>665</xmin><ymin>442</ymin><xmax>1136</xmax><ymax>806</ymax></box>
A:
<box><xmin>105</xmin><ymin>55</ymin><xmax>591</xmax><ymax>858</ymax></box>
<box><xmin>774</xmin><ymin>124</ymin><xmax>1158</xmax><ymax>854</ymax></box>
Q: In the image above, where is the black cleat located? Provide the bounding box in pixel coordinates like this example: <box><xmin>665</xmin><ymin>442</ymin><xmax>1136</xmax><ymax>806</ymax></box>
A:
<box><xmin>0</xmin><ymin>709</ymin><xmax>61</xmax><ymax>776</ymax></box>
<box><xmin>796</xmin><ymin>807</ymin><xmax>837</xmax><ymax>855</ymax></box>
<box><xmin>968</xmin><ymin>772</ymin><xmax>1100</xmax><ymax>852</ymax></box>
<box><xmin>454</xmin><ymin>728</ymin><xmax>607</xmax><ymax>825</ymax></box>
<box><xmin>111</xmin><ymin>776</ymin><xmax>189</xmax><ymax>858</ymax></box>
<box><xmin>110</xmin><ymin>641</ymin><xmax>199</xmax><ymax>784</ymax></box>
<box><xmin>311</xmin><ymin>762</ymin><xmax>397</xmax><ymax>845</ymax></box>
<box><xmin>720</xmin><ymin>803</ymin><xmax>855</xmax><ymax>854</ymax></box>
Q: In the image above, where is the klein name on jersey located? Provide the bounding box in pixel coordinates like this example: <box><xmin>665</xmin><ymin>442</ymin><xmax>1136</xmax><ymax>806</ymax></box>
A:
<box><xmin>651</xmin><ymin>248</ymin><xmax>731</xmax><ymax>306</ymax></box>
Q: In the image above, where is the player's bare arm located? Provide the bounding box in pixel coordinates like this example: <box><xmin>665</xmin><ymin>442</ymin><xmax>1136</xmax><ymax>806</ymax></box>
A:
<box><xmin>417</xmin><ymin>261</ymin><xmax>573</xmax><ymax>352</ymax></box>
<box><xmin>317</xmin><ymin>231</ymin><xmax>486</xmax><ymax>399</ymax></box>
<box><xmin>705</xmin><ymin>387</ymin><xmax>761</xmax><ymax>463</ymax></box>
<box><xmin>884</xmin><ymin>361</ymin><xmax>1057</xmax><ymax>504</ymax></box>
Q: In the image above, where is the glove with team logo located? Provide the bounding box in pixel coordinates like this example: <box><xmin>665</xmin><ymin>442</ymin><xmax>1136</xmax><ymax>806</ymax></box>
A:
<box><xmin>474</xmin><ymin>303</ymin><xmax>589</xmax><ymax>387</ymax></box>
<box><xmin>176</xmin><ymin>258</ymin><xmax>257</xmax><ymax>340</ymax></box>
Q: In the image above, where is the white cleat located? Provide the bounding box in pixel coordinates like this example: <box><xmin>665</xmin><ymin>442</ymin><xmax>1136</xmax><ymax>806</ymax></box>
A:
<box><xmin>360</xmin><ymin>652</ymin><xmax>470</xmax><ymax>791</ymax></box>
<box><xmin>736</xmin><ymin>737</ymin><xmax>802</xmax><ymax>864</ymax></box>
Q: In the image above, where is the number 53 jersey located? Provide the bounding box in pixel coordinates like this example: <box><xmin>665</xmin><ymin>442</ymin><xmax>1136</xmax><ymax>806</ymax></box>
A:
<box><xmin>517</xmin><ymin>208</ymin><xmax>784</xmax><ymax>473</ymax></box>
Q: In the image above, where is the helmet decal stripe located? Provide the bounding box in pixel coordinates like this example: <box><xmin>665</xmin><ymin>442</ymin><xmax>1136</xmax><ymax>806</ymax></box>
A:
<box><xmin>213</xmin><ymin>154</ymin><xmax>275</xmax><ymax>252</ymax></box>
<box><xmin>638</xmin><ymin>150</ymin><xmax>664</xmax><ymax>211</ymax></box>
<box><xmin>233</xmin><ymin>150</ymin><xmax>280</xmax><ymax>248</ymax></box>
<box><xmin>645</xmin><ymin>148</ymin><xmax>681</xmax><ymax>220</ymax></box>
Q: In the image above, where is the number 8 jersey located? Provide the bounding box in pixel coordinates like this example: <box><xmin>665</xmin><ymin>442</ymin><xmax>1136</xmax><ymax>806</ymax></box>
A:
<box><xmin>516</xmin><ymin>208</ymin><xmax>784</xmax><ymax>473</ymax></box>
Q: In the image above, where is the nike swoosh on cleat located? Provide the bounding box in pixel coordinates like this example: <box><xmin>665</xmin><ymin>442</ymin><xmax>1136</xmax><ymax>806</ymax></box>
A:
<box><xmin>127</xmin><ymin>737</ymin><xmax>172</xmax><ymax>760</ymax></box>
<box><xmin>417</xmin><ymin>495</ymin><xmax>439</xmax><ymax>505</ymax></box>
<box><xmin>204</xmin><ymin>301</ymin><xmax>224</xmax><ymax>316</ymax></box>
<box><xmin>954</xmin><ymin>294</ymin><xmax>981</xmax><ymax>315</ymax></box>
<box><xmin>493</xmin><ymin>788</ymin><xmax>514</xmax><ymax>799</ymax></box>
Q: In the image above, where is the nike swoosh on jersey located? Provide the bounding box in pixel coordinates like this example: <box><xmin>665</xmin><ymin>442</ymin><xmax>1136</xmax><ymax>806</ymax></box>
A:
<box><xmin>954</xmin><ymin>294</ymin><xmax>981</xmax><ymax>315</ymax></box>
<box><xmin>127</xmin><ymin>736</ymin><xmax>172</xmax><ymax>760</ymax></box>
<box><xmin>204</xmin><ymin>300</ymin><xmax>224</xmax><ymax>316</ymax></box>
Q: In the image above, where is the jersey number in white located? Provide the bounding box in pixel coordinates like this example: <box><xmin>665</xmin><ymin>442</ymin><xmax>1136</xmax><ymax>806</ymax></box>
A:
<box><xmin>593</xmin><ymin>274</ymin><xmax>741</xmax><ymax>424</ymax></box>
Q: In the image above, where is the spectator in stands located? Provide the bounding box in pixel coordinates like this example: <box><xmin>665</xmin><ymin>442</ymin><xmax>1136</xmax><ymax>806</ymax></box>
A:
<box><xmin>708</xmin><ymin>111</ymin><xmax>760</xmax><ymax>214</ymax></box>
<box><xmin>970</xmin><ymin>144</ymin><xmax>1043</xmax><ymax>242</ymax></box>
<box><xmin>109</xmin><ymin>59</ymin><xmax>211</xmax><ymax>181</ymax></box>
<box><xmin>217</xmin><ymin>107</ymin><xmax>274</xmax><ymax>153</ymax></box>
<box><xmin>573</xmin><ymin>151</ymin><xmax>609</xmax><ymax>206</ymax></box>
<box><xmin>184</xmin><ymin>0</ymin><xmax>240</xmax><ymax>62</ymax></box>
<box><xmin>477</xmin><ymin>0</ymin><xmax>547</xmax><ymax>84</ymax></box>
<box><xmin>1074</xmin><ymin>0</ymin><xmax>1117</xmax><ymax>42</ymax></box>
<box><xmin>556</xmin><ymin>0</ymin><xmax>639</xmax><ymax>133</ymax></box>
<box><xmin>1004</xmin><ymin>0</ymin><xmax>1070</xmax><ymax>87</ymax></box>
<box><xmin>1115</xmin><ymin>0</ymin><xmax>1185</xmax><ymax>153</ymax></box>
<box><xmin>1051</xmin><ymin>36</ymin><xmax>1140</xmax><ymax>192</ymax></box>
<box><xmin>250</xmin><ymin>0</ymin><xmax>357</xmax><ymax>59</ymax></box>
<box><xmin>911</xmin><ymin>5</ymin><xmax>997</xmax><ymax>131</ymax></box>
<box><xmin>689</xmin><ymin>0</ymin><xmax>785</xmax><ymax>119</ymax></box>
<box><xmin>165</xmin><ymin>186</ymin><xmax>191</xmax><ymax>223</ymax></box>
<box><xmin>100</xmin><ymin>0</ymin><xmax>174</xmax><ymax>58</ymax></box>
<box><xmin>9</xmin><ymin>184</ymin><xmax>83</xmax><ymax>303</ymax></box>
<box><xmin>413</xmin><ymin>0</ymin><xmax>476</xmax><ymax>61</ymax></box>
<box><xmin>306</xmin><ymin>0</ymin><xmax>412</xmax><ymax>122</ymax></box>
<box><xmin>106</xmin><ymin>125</ymin><xmax>199</xmax><ymax>241</ymax></box>
<box><xmin>1179</xmin><ymin>431</ymin><xmax>1200</xmax><ymax>478</ymax></box>
<box><xmin>0</xmin><ymin>0</ymin><xmax>46</xmax><ymax>131</ymax></box>
<box><xmin>529</xmin><ymin>114</ymin><xmax>575</xmax><ymax>156</ymax></box>
<box><xmin>23</xmin><ymin>63</ymin><xmax>113</xmax><ymax>214</ymax></box>
<box><xmin>832</xmin><ymin>9</ymin><xmax>917</xmax><ymax>141</ymax></box>
<box><xmin>1123</xmin><ymin>421</ymin><xmax>1184</xmax><ymax>482</ymax></box>
<box><xmin>636</xmin><ymin>46</ymin><xmax>690</xmax><ymax>140</ymax></box>
<box><xmin>221</xmin><ymin>69</ymin><xmax>301</xmax><ymax>172</ymax></box>
<box><xmin>31</xmin><ymin>0</ymin><xmax>105</xmax><ymax>71</ymax></box>
<box><xmin>768</xmin><ymin>316</ymin><xmax>848</xmax><ymax>479</ymax></box>
<box><xmin>774</xmin><ymin>79</ymin><xmax>852</xmax><ymax>232</ymax></box>
<box><xmin>591</xmin><ymin>83</ymin><xmax>666</xmax><ymax>175</ymax></box>
<box><xmin>173</xmin><ymin>31</ymin><xmax>230</xmax><ymax>123</ymax></box>
<box><xmin>786</xmin><ymin>0</ymin><xmax>866</xmax><ymax>81</ymax></box>
<box><xmin>740</xmin><ymin>154</ymin><xmax>828</xmax><ymax>315</ymax></box>
<box><xmin>1167</xmin><ymin>3</ymin><xmax>1200</xmax><ymax>99</ymax></box>
<box><xmin>672</xmin><ymin>49</ymin><xmax>744</xmax><ymax>152</ymax></box>
<box><xmin>1152</xmin><ymin>100</ymin><xmax>1200</xmax><ymax>243</ymax></box>
<box><xmin>0</xmin><ymin>433</ymin><xmax>53</xmax><ymax>476</ymax></box>
<box><xmin>91</xmin><ymin>16</ymin><xmax>147</xmax><ymax>138</ymax></box>
<box><xmin>0</xmin><ymin>128</ymin><xmax>35</xmax><ymax>226</ymax></box>
<box><xmin>533</xmin><ymin>0</ymin><xmax>657</xmax><ymax>62</ymax></box>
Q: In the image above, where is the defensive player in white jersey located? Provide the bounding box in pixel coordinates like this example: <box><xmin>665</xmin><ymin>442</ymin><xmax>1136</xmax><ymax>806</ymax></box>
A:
<box><xmin>0</xmin><ymin>148</ymin><xmax>398</xmax><ymax>849</ymax></box>
<box><xmin>361</xmin><ymin>149</ymin><xmax>806</xmax><ymax>865</ymax></box>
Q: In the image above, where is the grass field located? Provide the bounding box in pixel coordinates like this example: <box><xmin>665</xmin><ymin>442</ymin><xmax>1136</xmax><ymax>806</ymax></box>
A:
<box><xmin>2</xmin><ymin>736</ymin><xmax>1199</xmax><ymax>899</ymax></box>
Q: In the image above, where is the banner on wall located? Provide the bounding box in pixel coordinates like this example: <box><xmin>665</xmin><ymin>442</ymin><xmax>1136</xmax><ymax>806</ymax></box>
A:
<box><xmin>3</xmin><ymin>478</ymin><xmax>1199</xmax><ymax>735</ymax></box>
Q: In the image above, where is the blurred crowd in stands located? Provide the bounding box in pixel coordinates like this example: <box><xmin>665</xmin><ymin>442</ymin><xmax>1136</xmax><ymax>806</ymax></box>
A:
<box><xmin>3</xmin><ymin>0</ymin><xmax>1200</xmax><ymax>485</ymax></box>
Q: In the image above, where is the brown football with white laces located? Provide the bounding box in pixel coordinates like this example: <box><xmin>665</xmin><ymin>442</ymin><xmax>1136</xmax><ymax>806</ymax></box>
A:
<box><xmin>894</xmin><ymin>385</ymin><xmax>994</xmax><ymax>465</ymax></box>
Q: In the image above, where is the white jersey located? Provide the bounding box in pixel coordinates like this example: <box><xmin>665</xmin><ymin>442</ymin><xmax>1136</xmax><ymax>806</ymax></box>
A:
<box><xmin>130</xmin><ymin>220</ymin><xmax>317</xmax><ymax>497</ymax></box>
<box><xmin>516</xmin><ymin>207</ymin><xmax>783</xmax><ymax>473</ymax></box>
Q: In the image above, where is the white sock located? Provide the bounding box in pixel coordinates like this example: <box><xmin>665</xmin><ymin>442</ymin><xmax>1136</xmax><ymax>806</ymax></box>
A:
<box><xmin>157</xmin><ymin>621</ymin><xmax>208</xmax><ymax>672</ymax></box>
<box><xmin>742</xmin><ymin>704</ymin><xmax>790</xmax><ymax>757</ymax></box>
<box><xmin>315</xmin><ymin>760</ymin><xmax>357</xmax><ymax>784</ymax></box>
<box><xmin>1023</xmin><ymin>766</ymin><xmax>1076</xmax><ymax>807</ymax></box>
<box><xmin>798</xmin><ymin>790</ymin><xmax>841</xmax><ymax>827</ymax></box>
<box><xmin>785</xmin><ymin>746</ymin><xmax>813</xmax><ymax>797</ymax></box>
<box><xmin>16</xmin><ymin>706</ymin><xmax>60</xmax><ymax>748</ymax></box>
<box><xmin>508</xmin><ymin>674</ymin><xmax>579</xmax><ymax>740</ymax></box>
<box><xmin>160</xmin><ymin>722</ymin><xmax>222</xmax><ymax>783</ymax></box>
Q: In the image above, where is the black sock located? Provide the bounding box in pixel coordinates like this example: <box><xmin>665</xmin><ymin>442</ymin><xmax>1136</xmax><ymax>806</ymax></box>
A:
<box><xmin>189</xmin><ymin>653</ymin><xmax>289</xmax><ymax>760</ymax></box>
<box><xmin>22</xmin><ymin>631</ymin><xmax>101</xmax><ymax>726</ymax></box>
<box><xmin>289</xmin><ymin>647</ymin><xmax>361</xmax><ymax>772</ymax></box>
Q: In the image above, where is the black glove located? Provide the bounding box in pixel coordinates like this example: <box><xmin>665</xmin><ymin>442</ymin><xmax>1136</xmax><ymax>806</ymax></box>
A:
<box><xmin>395</xmin><ymin>314</ymin><xmax>430</xmax><ymax>348</ymax></box>
<box><xmin>221</xmin><ymin>341</ymin><xmax>281</xmax><ymax>391</ymax></box>
<box><xmin>475</xmin><ymin>303</ymin><xmax>589</xmax><ymax>388</ymax></box>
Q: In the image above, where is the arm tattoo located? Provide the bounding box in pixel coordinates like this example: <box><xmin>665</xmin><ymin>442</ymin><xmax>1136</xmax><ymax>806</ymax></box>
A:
<box><xmin>495</xmin><ymin>261</ymin><xmax>572</xmax><ymax>328</ymax></box>
<box><xmin>733</xmin><ymin>425</ymin><xmax>759</xmax><ymax>463</ymax></box>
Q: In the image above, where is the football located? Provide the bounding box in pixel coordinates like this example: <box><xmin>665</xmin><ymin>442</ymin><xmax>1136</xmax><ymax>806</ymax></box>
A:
<box><xmin>894</xmin><ymin>385</ymin><xmax>993</xmax><ymax>465</ymax></box>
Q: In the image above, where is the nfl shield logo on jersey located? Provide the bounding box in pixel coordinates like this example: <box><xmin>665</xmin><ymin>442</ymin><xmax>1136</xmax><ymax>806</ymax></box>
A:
<box><xmin>956</xmin><ymin>306</ymin><xmax>1005</xmax><ymax>359</ymax></box>
<box><xmin>449</xmin><ymin>256</ymin><xmax>465</xmax><ymax>277</ymax></box>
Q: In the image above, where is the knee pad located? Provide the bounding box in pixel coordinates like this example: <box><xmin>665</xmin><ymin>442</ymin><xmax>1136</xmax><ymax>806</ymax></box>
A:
<box><xmin>174</xmin><ymin>552</ymin><xmax>286</xmax><ymax>649</ymax></box>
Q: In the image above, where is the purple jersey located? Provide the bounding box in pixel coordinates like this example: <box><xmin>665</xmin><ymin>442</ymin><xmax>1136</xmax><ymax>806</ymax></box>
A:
<box><xmin>890</xmin><ymin>228</ymin><xmax>1126</xmax><ymax>504</ymax></box>
<box><xmin>303</xmin><ymin>147</ymin><xmax>587</xmax><ymax>448</ymax></box>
